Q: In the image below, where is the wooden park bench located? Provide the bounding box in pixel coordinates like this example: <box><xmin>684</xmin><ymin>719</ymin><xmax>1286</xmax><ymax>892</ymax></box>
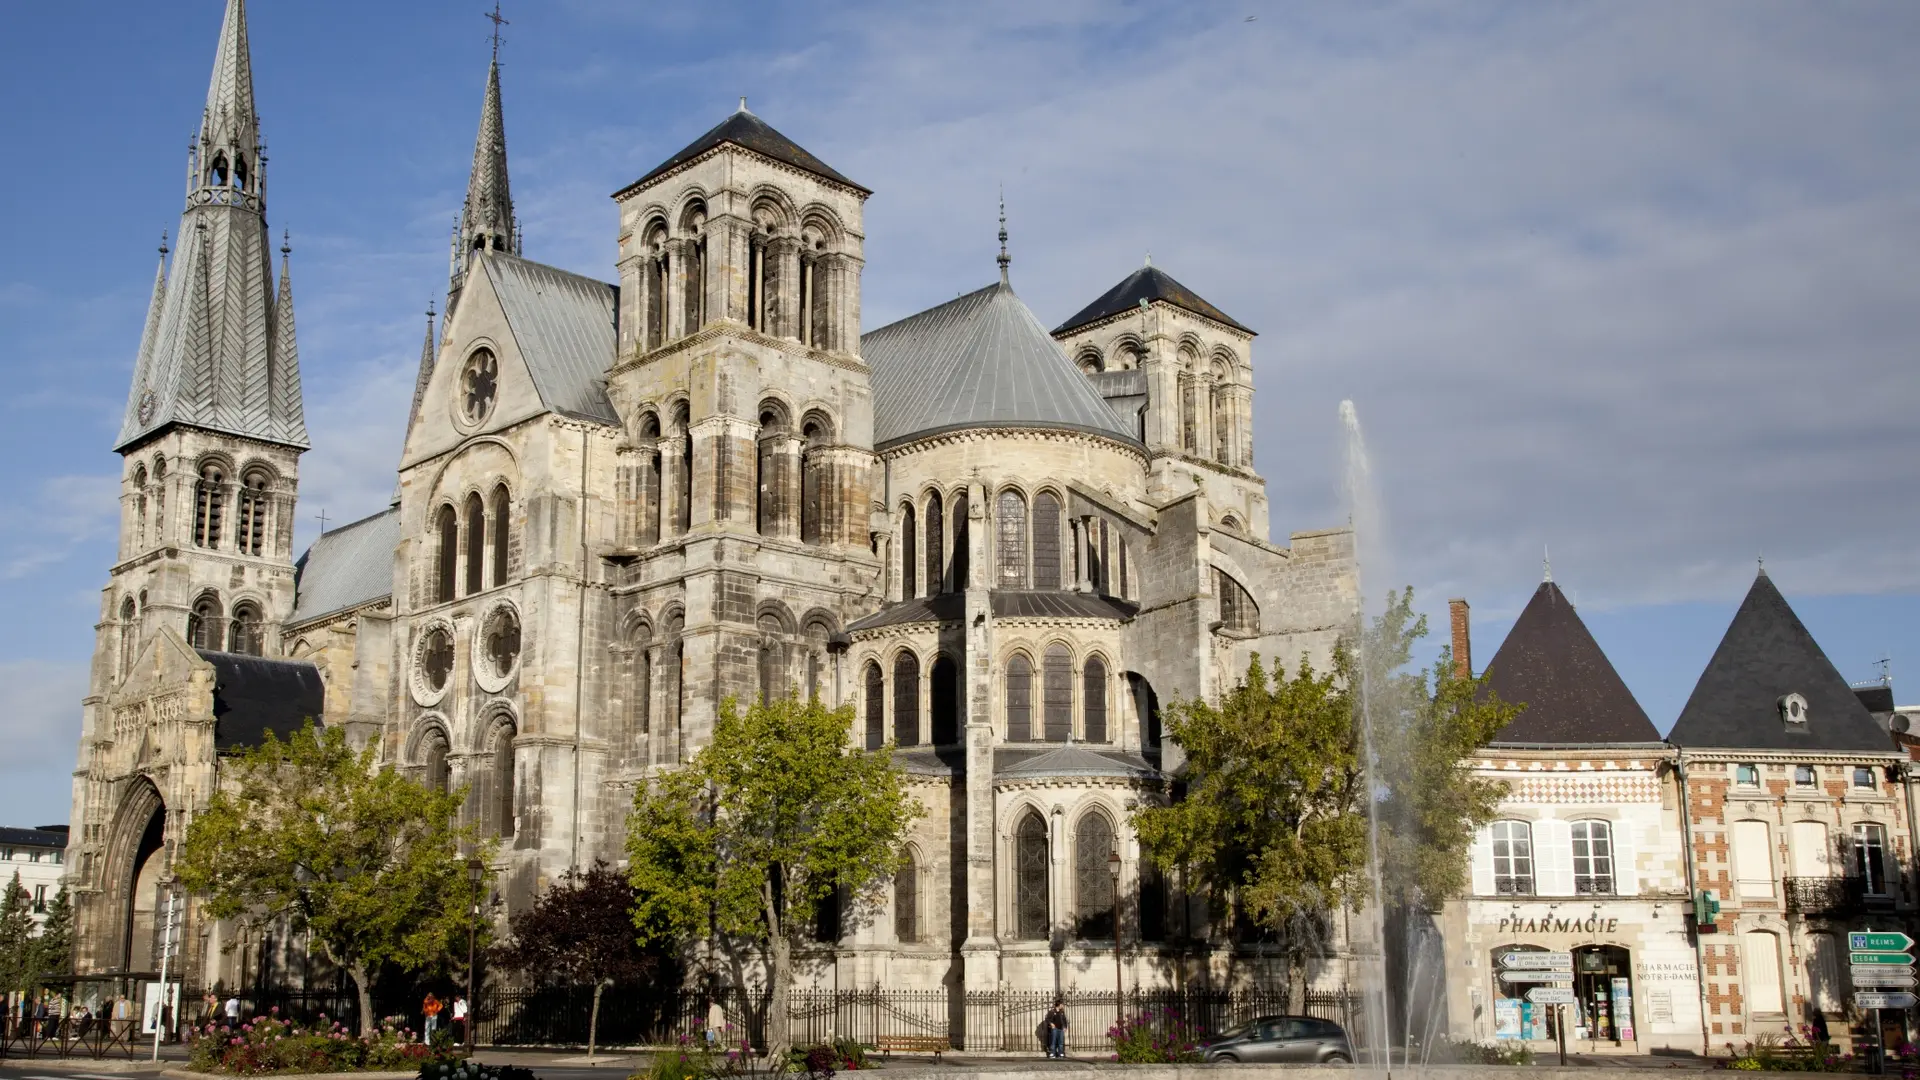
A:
<box><xmin>874</xmin><ymin>1033</ymin><xmax>952</xmax><ymax>1059</ymax></box>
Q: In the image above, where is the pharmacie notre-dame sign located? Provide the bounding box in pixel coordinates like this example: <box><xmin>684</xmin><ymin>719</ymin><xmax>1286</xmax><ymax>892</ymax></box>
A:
<box><xmin>1496</xmin><ymin>913</ymin><xmax>1622</xmax><ymax>935</ymax></box>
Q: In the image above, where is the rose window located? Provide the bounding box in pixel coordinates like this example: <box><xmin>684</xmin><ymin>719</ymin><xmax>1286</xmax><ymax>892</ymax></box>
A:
<box><xmin>421</xmin><ymin>627</ymin><xmax>454</xmax><ymax>692</ymax></box>
<box><xmin>461</xmin><ymin>348</ymin><xmax>498</xmax><ymax>425</ymax></box>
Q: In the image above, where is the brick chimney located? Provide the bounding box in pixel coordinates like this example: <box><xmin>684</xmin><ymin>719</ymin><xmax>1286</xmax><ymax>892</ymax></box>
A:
<box><xmin>1449</xmin><ymin>597</ymin><xmax>1471</xmax><ymax>679</ymax></box>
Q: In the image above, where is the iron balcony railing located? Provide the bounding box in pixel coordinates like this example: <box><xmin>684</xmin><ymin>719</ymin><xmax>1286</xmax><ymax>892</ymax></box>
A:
<box><xmin>1783</xmin><ymin>875</ymin><xmax>1893</xmax><ymax>916</ymax></box>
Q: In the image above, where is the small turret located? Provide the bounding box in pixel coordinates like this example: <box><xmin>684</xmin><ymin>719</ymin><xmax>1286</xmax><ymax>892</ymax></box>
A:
<box><xmin>448</xmin><ymin>52</ymin><xmax>519</xmax><ymax>313</ymax></box>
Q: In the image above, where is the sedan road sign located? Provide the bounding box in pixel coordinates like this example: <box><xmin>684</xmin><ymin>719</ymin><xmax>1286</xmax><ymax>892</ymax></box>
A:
<box><xmin>1855</xmin><ymin>992</ymin><xmax>1919</xmax><ymax>1010</ymax></box>
<box><xmin>1501</xmin><ymin>951</ymin><xmax>1574</xmax><ymax>969</ymax></box>
<box><xmin>1850</xmin><ymin>969</ymin><xmax>1918</xmax><ymax>988</ymax></box>
<box><xmin>1527</xmin><ymin>987</ymin><xmax>1577</xmax><ymax>1005</ymax></box>
<box><xmin>1852</xmin><ymin>932</ymin><xmax>1915</xmax><ymax>952</ymax></box>
<box><xmin>1850</xmin><ymin>952</ymin><xmax>1914</xmax><ymax>966</ymax></box>
<box><xmin>1499</xmin><ymin>970</ymin><xmax>1573</xmax><ymax>983</ymax></box>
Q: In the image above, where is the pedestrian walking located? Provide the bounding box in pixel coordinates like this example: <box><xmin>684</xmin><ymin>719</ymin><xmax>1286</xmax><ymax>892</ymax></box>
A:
<box><xmin>451</xmin><ymin>995</ymin><xmax>468</xmax><ymax>1043</ymax></box>
<box><xmin>223</xmin><ymin>994</ymin><xmax>240</xmax><ymax>1027</ymax></box>
<box><xmin>1044</xmin><ymin>998</ymin><xmax>1069</xmax><ymax>1059</ymax></box>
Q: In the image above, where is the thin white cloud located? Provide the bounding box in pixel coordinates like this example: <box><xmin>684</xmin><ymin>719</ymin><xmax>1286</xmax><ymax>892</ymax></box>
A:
<box><xmin>0</xmin><ymin>660</ymin><xmax>87</xmax><ymax>825</ymax></box>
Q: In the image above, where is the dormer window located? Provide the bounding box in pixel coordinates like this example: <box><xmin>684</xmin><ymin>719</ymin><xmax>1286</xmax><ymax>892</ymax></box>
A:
<box><xmin>1779</xmin><ymin>692</ymin><xmax>1809</xmax><ymax>726</ymax></box>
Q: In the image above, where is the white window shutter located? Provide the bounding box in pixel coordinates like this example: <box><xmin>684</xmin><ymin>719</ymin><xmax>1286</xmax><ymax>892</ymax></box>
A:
<box><xmin>1471</xmin><ymin>826</ymin><xmax>1496</xmax><ymax>895</ymax></box>
<box><xmin>1611</xmin><ymin>819</ymin><xmax>1637</xmax><ymax>896</ymax></box>
<box><xmin>1536</xmin><ymin>818</ymin><xmax>1575</xmax><ymax>896</ymax></box>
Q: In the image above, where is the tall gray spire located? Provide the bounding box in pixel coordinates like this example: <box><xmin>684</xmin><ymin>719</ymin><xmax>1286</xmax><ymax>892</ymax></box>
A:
<box><xmin>450</xmin><ymin>52</ymin><xmax>518</xmax><ymax>304</ymax></box>
<box><xmin>116</xmin><ymin>0</ymin><xmax>308</xmax><ymax>453</ymax></box>
<box><xmin>407</xmin><ymin>302</ymin><xmax>437</xmax><ymax>434</ymax></box>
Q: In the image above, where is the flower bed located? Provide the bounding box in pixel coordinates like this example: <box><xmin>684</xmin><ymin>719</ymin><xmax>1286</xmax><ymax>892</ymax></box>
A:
<box><xmin>186</xmin><ymin>1009</ymin><xmax>457</xmax><ymax>1075</ymax></box>
<box><xmin>1106</xmin><ymin>1007</ymin><xmax>1202</xmax><ymax>1064</ymax></box>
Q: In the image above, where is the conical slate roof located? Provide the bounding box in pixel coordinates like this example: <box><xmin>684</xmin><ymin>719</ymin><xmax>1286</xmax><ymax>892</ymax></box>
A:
<box><xmin>459</xmin><ymin>58</ymin><xmax>516</xmax><ymax>256</ymax></box>
<box><xmin>617</xmin><ymin>107</ymin><xmax>867</xmax><ymax>196</ymax></box>
<box><xmin>1054</xmin><ymin>264</ymin><xmax>1251</xmax><ymax>336</ymax></box>
<box><xmin>1481</xmin><ymin>581</ymin><xmax>1659</xmax><ymax>745</ymax></box>
<box><xmin>1668</xmin><ymin>571</ymin><xmax>1892</xmax><ymax>753</ymax></box>
<box><xmin>864</xmin><ymin>281</ymin><xmax>1140</xmax><ymax>449</ymax></box>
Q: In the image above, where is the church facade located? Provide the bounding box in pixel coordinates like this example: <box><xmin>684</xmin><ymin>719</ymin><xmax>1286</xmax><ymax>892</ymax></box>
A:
<box><xmin>67</xmin><ymin>0</ymin><xmax>1357</xmax><ymax>999</ymax></box>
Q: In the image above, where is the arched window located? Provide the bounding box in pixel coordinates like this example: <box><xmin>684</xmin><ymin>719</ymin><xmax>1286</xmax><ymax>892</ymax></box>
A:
<box><xmin>930</xmin><ymin>656</ymin><xmax>959</xmax><ymax>745</ymax></box>
<box><xmin>894</xmin><ymin>851</ymin><xmax>919</xmax><ymax>943</ymax></box>
<box><xmin>1015</xmin><ymin>812</ymin><xmax>1049</xmax><ymax>940</ymax></box>
<box><xmin>900</xmin><ymin>504</ymin><xmax>917</xmax><ymax>600</ymax></box>
<box><xmin>494</xmin><ymin>724</ymin><xmax>517</xmax><ymax>839</ymax></box>
<box><xmin>1006</xmin><ymin>655</ymin><xmax>1033</xmax><ymax>742</ymax></box>
<box><xmin>1743</xmin><ymin>931</ymin><xmax>1785</xmax><ymax>1015</ymax></box>
<box><xmin>800</xmin><ymin>417</ymin><xmax>829</xmax><ymax>545</ymax></box>
<box><xmin>1075</xmin><ymin>814</ymin><xmax>1116</xmax><ymax>939</ymax></box>
<box><xmin>1042</xmin><ymin>645</ymin><xmax>1072</xmax><ymax>742</ymax></box>
<box><xmin>193</xmin><ymin>464</ymin><xmax>225</xmax><ymax>548</ymax></box>
<box><xmin>893</xmin><ymin>652</ymin><xmax>921</xmax><ymax>747</ymax></box>
<box><xmin>1083</xmin><ymin>657</ymin><xmax>1109</xmax><ymax>743</ymax></box>
<box><xmin>864</xmin><ymin>661</ymin><xmax>885</xmax><ymax>751</ymax></box>
<box><xmin>756</xmin><ymin>407</ymin><xmax>786</xmax><ymax>536</ymax></box>
<box><xmin>490</xmin><ymin>485</ymin><xmax>511</xmax><ymax>588</ymax></box>
<box><xmin>632</xmin><ymin>623</ymin><xmax>653</xmax><ymax>736</ymax></box>
<box><xmin>237</xmin><ymin>470</ymin><xmax>270</xmax><ymax>556</ymax></box>
<box><xmin>208</xmin><ymin>153</ymin><xmax>229</xmax><ymax>187</ymax></box>
<box><xmin>925</xmin><ymin>492</ymin><xmax>944</xmax><ymax>595</ymax></box>
<box><xmin>187</xmin><ymin>594</ymin><xmax>223</xmax><ymax>652</ymax></box>
<box><xmin>131</xmin><ymin>466</ymin><xmax>149</xmax><ymax>549</ymax></box>
<box><xmin>118</xmin><ymin>597</ymin><xmax>138</xmax><ymax>677</ymax></box>
<box><xmin>1490</xmin><ymin>821</ymin><xmax>1534</xmax><ymax>895</ymax></box>
<box><xmin>228</xmin><ymin>602</ymin><xmax>263</xmax><ymax>656</ymax></box>
<box><xmin>151</xmin><ymin>459</ymin><xmax>166</xmax><ymax>544</ymax></box>
<box><xmin>640</xmin><ymin>414</ymin><xmax>664</xmax><ymax>545</ymax></box>
<box><xmin>1570</xmin><ymin>820</ymin><xmax>1614</xmax><ymax>895</ymax></box>
<box><xmin>950</xmin><ymin>493</ymin><xmax>970</xmax><ymax>589</ymax></box>
<box><xmin>1031</xmin><ymin>493</ymin><xmax>1062</xmax><ymax>589</ymax></box>
<box><xmin>996</xmin><ymin>490</ymin><xmax>1027</xmax><ymax>588</ymax></box>
<box><xmin>1215</xmin><ymin>568</ymin><xmax>1259</xmax><ymax>633</ymax></box>
<box><xmin>435</xmin><ymin>505</ymin><xmax>458</xmax><ymax>603</ymax></box>
<box><xmin>674</xmin><ymin>404</ymin><xmax>693</xmax><ymax>534</ymax></box>
<box><xmin>422</xmin><ymin>729</ymin><xmax>451</xmax><ymax>796</ymax></box>
<box><xmin>757</xmin><ymin>613</ymin><xmax>786</xmax><ymax>705</ymax></box>
<box><xmin>464</xmin><ymin>493</ymin><xmax>486</xmax><ymax>596</ymax></box>
<box><xmin>664</xmin><ymin>613</ymin><xmax>686</xmax><ymax>742</ymax></box>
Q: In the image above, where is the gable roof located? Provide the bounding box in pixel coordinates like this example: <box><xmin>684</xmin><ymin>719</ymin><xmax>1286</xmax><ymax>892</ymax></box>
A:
<box><xmin>1053</xmin><ymin>264</ymin><xmax>1252</xmax><ymax>337</ymax></box>
<box><xmin>196</xmin><ymin>651</ymin><xmax>324</xmax><ymax>751</ymax></box>
<box><xmin>864</xmin><ymin>281</ymin><xmax>1139</xmax><ymax>449</ymax></box>
<box><xmin>481</xmin><ymin>253</ymin><xmax>620</xmax><ymax>426</ymax></box>
<box><xmin>1481</xmin><ymin>581</ymin><xmax>1660</xmax><ymax>746</ymax></box>
<box><xmin>616</xmin><ymin>108</ymin><xmax>867</xmax><ymax>197</ymax></box>
<box><xmin>996</xmin><ymin>745</ymin><xmax>1157</xmax><ymax>780</ymax></box>
<box><xmin>292</xmin><ymin>507</ymin><xmax>400</xmax><ymax>625</ymax></box>
<box><xmin>1668</xmin><ymin>571</ymin><xmax>1894</xmax><ymax>754</ymax></box>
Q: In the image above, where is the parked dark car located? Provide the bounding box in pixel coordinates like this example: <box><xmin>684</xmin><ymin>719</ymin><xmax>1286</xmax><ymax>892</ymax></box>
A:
<box><xmin>1202</xmin><ymin>1015</ymin><xmax>1354</xmax><ymax>1064</ymax></box>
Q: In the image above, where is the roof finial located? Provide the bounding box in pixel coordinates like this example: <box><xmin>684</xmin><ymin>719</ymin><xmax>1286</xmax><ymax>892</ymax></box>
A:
<box><xmin>1144</xmin><ymin>252</ymin><xmax>1152</xmax><ymax>267</ymax></box>
<box><xmin>280</xmin><ymin>228</ymin><xmax>290</xmax><ymax>256</ymax></box>
<box><xmin>738</xmin><ymin>96</ymin><xmax>749</xmax><ymax>113</ymax></box>
<box><xmin>996</xmin><ymin>187</ymin><xmax>1010</xmax><ymax>284</ymax></box>
<box><xmin>159</xmin><ymin>230</ymin><xmax>169</xmax><ymax>256</ymax></box>
<box><xmin>485</xmin><ymin>2</ymin><xmax>508</xmax><ymax>61</ymax></box>
<box><xmin>1758</xmin><ymin>552</ymin><xmax>1766</xmax><ymax>576</ymax></box>
<box><xmin>1543</xmin><ymin>544</ymin><xmax>1552</xmax><ymax>583</ymax></box>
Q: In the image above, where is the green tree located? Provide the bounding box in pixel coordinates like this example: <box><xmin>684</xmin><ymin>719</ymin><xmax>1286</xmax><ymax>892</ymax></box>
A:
<box><xmin>495</xmin><ymin>861</ymin><xmax>667</xmax><ymax>1060</ymax></box>
<box><xmin>1132</xmin><ymin>588</ymin><xmax>1516</xmax><ymax>992</ymax></box>
<box><xmin>627</xmin><ymin>696</ymin><xmax>919</xmax><ymax>1063</ymax></box>
<box><xmin>175</xmin><ymin>722</ymin><xmax>488</xmax><ymax>1035</ymax></box>
<box><xmin>26</xmin><ymin>886</ymin><xmax>74</xmax><ymax>992</ymax></box>
<box><xmin>0</xmin><ymin>872</ymin><xmax>34</xmax><ymax>992</ymax></box>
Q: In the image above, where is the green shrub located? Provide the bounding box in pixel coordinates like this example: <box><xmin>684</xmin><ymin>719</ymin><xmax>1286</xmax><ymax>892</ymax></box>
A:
<box><xmin>185</xmin><ymin>1009</ymin><xmax>457</xmax><ymax>1075</ymax></box>
<box><xmin>1433</xmin><ymin>1035</ymin><xmax>1532</xmax><ymax>1066</ymax></box>
<box><xmin>1106</xmin><ymin>1008</ymin><xmax>1202</xmax><ymax>1064</ymax></box>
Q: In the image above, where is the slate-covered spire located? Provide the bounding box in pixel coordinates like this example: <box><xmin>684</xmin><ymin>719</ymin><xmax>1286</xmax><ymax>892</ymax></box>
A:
<box><xmin>269</xmin><ymin>233</ymin><xmax>309</xmax><ymax>446</ymax></box>
<box><xmin>119</xmin><ymin>238</ymin><xmax>171</xmax><ymax>438</ymax></box>
<box><xmin>449</xmin><ymin>55</ymin><xmax>518</xmax><ymax>305</ymax></box>
<box><xmin>407</xmin><ymin>303</ymin><xmax>437</xmax><ymax>434</ymax></box>
<box><xmin>115</xmin><ymin>0</ymin><xmax>306</xmax><ymax>453</ymax></box>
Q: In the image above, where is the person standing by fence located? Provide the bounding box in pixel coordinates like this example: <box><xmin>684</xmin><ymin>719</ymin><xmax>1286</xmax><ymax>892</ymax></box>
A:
<box><xmin>1044</xmin><ymin>998</ymin><xmax>1068</xmax><ymax>1058</ymax></box>
<box><xmin>224</xmin><ymin>994</ymin><xmax>239</xmax><ymax>1027</ymax></box>
<box><xmin>423</xmin><ymin>993</ymin><xmax>443</xmax><ymax>1041</ymax></box>
<box><xmin>451</xmin><ymin>996</ymin><xmax>468</xmax><ymax>1044</ymax></box>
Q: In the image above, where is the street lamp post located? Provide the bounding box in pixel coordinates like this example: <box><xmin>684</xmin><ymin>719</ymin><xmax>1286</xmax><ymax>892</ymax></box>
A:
<box><xmin>1108</xmin><ymin>849</ymin><xmax>1123</xmax><ymax>1036</ymax></box>
<box><xmin>465</xmin><ymin>858</ymin><xmax>485</xmax><ymax>1054</ymax></box>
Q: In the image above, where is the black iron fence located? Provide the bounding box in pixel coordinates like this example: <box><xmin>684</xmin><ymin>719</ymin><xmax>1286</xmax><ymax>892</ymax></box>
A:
<box><xmin>0</xmin><ymin>1016</ymin><xmax>141</xmax><ymax>1060</ymax></box>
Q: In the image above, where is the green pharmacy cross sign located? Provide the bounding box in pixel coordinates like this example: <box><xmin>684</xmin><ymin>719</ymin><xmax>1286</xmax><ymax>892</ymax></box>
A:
<box><xmin>1851</xmin><ymin>932</ymin><xmax>1915</xmax><ymax>953</ymax></box>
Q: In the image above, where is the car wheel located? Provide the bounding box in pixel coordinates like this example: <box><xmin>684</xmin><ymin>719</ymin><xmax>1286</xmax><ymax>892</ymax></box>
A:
<box><xmin>1323</xmin><ymin>1052</ymin><xmax>1351</xmax><ymax>1064</ymax></box>
<box><xmin>1214</xmin><ymin>1053</ymin><xmax>1239</xmax><ymax>1063</ymax></box>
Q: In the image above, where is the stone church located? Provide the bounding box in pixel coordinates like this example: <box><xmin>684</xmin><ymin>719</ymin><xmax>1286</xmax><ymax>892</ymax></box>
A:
<box><xmin>68</xmin><ymin>0</ymin><xmax>1356</xmax><ymax>999</ymax></box>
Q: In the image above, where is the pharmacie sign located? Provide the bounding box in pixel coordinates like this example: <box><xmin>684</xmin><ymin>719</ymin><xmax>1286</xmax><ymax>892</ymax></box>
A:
<box><xmin>1495</xmin><ymin>913</ymin><xmax>1622</xmax><ymax>935</ymax></box>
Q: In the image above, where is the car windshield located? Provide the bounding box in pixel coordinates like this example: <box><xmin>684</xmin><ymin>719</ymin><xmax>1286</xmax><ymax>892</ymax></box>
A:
<box><xmin>1211</xmin><ymin>1021</ymin><xmax>1255</xmax><ymax>1042</ymax></box>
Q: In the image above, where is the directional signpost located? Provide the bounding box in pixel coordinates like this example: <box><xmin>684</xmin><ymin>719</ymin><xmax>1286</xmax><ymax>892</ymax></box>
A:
<box><xmin>1850</xmin><ymin>932</ymin><xmax>1914</xmax><ymax>1075</ymax></box>
<box><xmin>1501</xmin><ymin>952</ymin><xmax>1573</xmax><ymax>1066</ymax></box>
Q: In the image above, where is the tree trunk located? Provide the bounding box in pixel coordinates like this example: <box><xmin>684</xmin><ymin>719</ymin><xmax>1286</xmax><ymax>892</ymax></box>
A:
<box><xmin>761</xmin><ymin>878</ymin><xmax>791</xmax><ymax>1066</ymax></box>
<box><xmin>588</xmin><ymin>982</ymin><xmax>603</xmax><ymax>1061</ymax></box>
<box><xmin>348</xmin><ymin>961</ymin><xmax>376</xmax><ymax>1039</ymax></box>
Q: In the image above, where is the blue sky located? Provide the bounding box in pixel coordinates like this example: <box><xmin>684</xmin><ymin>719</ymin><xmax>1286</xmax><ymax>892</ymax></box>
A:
<box><xmin>1</xmin><ymin>1</ymin><xmax>1916</xmax><ymax>824</ymax></box>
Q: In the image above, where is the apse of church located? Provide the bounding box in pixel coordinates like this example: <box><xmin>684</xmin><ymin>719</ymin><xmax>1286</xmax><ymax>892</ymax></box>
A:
<box><xmin>70</xmin><ymin>0</ymin><xmax>1358</xmax><ymax>998</ymax></box>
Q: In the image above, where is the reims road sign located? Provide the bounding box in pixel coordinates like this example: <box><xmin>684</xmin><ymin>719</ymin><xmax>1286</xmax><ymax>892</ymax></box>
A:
<box><xmin>1851</xmin><ymin>932</ymin><xmax>1914</xmax><ymax>952</ymax></box>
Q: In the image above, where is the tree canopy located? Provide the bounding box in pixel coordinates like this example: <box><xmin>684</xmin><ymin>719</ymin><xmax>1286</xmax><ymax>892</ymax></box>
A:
<box><xmin>628</xmin><ymin>695</ymin><xmax>919</xmax><ymax>1062</ymax></box>
<box><xmin>495</xmin><ymin>860</ymin><xmax>666</xmax><ymax>1058</ymax></box>
<box><xmin>176</xmin><ymin>722</ymin><xmax>488</xmax><ymax>1035</ymax></box>
<box><xmin>1133</xmin><ymin>589</ymin><xmax>1516</xmax><ymax>982</ymax></box>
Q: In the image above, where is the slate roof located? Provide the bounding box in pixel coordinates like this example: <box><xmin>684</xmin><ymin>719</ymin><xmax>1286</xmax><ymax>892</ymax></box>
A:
<box><xmin>1668</xmin><ymin>571</ymin><xmax>1896</xmax><ymax>754</ymax></box>
<box><xmin>846</xmin><ymin>590</ymin><xmax>1137</xmax><ymax>632</ymax></box>
<box><xmin>864</xmin><ymin>282</ymin><xmax>1140</xmax><ymax>449</ymax></box>
<box><xmin>617</xmin><ymin>108</ymin><xmax>867</xmax><ymax>197</ymax></box>
<box><xmin>995</xmin><ymin>745</ymin><xmax>1157</xmax><ymax>780</ymax></box>
<box><xmin>483</xmin><ymin>254</ymin><xmax>621</xmax><ymax>426</ymax></box>
<box><xmin>0</xmin><ymin>826</ymin><xmax>67</xmax><ymax>849</ymax></box>
<box><xmin>1480</xmin><ymin>581</ymin><xmax>1660</xmax><ymax>746</ymax></box>
<box><xmin>1053</xmin><ymin>265</ymin><xmax>1252</xmax><ymax>337</ymax></box>
<box><xmin>291</xmin><ymin>507</ymin><xmax>400</xmax><ymax>625</ymax></box>
<box><xmin>196</xmin><ymin>651</ymin><xmax>324</xmax><ymax>751</ymax></box>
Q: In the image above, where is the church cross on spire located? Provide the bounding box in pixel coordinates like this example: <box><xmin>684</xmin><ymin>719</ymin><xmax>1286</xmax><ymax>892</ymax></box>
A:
<box><xmin>485</xmin><ymin>2</ymin><xmax>509</xmax><ymax>60</ymax></box>
<box><xmin>996</xmin><ymin>188</ymin><xmax>1009</xmax><ymax>284</ymax></box>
